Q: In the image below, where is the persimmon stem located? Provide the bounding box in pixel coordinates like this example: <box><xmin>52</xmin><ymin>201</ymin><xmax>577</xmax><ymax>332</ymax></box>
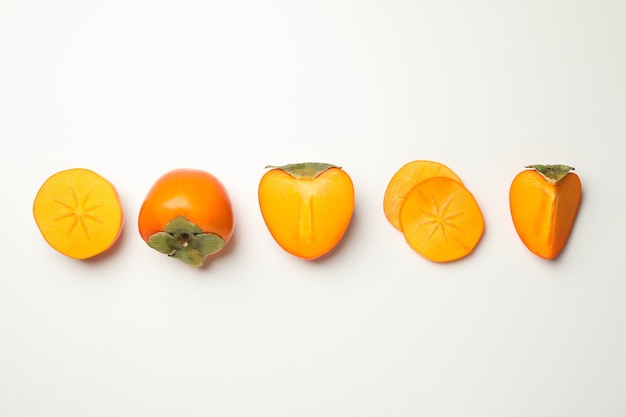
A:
<box><xmin>526</xmin><ymin>164</ymin><xmax>575</xmax><ymax>184</ymax></box>
<box><xmin>146</xmin><ymin>216</ymin><xmax>225</xmax><ymax>267</ymax></box>
<box><xmin>265</xmin><ymin>162</ymin><xmax>340</xmax><ymax>179</ymax></box>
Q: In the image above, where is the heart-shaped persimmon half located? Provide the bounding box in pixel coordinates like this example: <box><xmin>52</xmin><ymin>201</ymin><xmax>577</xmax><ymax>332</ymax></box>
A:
<box><xmin>258</xmin><ymin>162</ymin><xmax>354</xmax><ymax>260</ymax></box>
<box><xmin>509</xmin><ymin>164</ymin><xmax>581</xmax><ymax>259</ymax></box>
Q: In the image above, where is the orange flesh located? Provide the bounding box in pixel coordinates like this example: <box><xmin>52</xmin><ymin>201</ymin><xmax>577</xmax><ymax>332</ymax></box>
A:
<box><xmin>258</xmin><ymin>167</ymin><xmax>354</xmax><ymax>260</ymax></box>
<box><xmin>509</xmin><ymin>170</ymin><xmax>581</xmax><ymax>259</ymax></box>
<box><xmin>33</xmin><ymin>168</ymin><xmax>124</xmax><ymax>259</ymax></box>
<box><xmin>399</xmin><ymin>176</ymin><xmax>484</xmax><ymax>262</ymax></box>
<box><xmin>384</xmin><ymin>160</ymin><xmax>463</xmax><ymax>230</ymax></box>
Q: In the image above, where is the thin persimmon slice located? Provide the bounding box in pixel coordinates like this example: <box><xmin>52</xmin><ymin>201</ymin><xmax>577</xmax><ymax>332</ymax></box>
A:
<box><xmin>384</xmin><ymin>160</ymin><xmax>463</xmax><ymax>230</ymax></box>
<box><xmin>399</xmin><ymin>176</ymin><xmax>483</xmax><ymax>262</ymax></box>
<box><xmin>33</xmin><ymin>168</ymin><xmax>124</xmax><ymax>260</ymax></box>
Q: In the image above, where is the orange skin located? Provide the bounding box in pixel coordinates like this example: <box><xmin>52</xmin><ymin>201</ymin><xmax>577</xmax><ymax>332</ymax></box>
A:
<box><xmin>138</xmin><ymin>168</ymin><xmax>234</xmax><ymax>243</ymax></box>
<box><xmin>258</xmin><ymin>164</ymin><xmax>354</xmax><ymax>260</ymax></box>
<box><xmin>509</xmin><ymin>166</ymin><xmax>581</xmax><ymax>259</ymax></box>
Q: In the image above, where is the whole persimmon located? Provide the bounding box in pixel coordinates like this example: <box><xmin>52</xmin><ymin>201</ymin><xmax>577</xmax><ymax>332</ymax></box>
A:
<box><xmin>258</xmin><ymin>162</ymin><xmax>354</xmax><ymax>260</ymax></box>
<box><xmin>138</xmin><ymin>168</ymin><xmax>234</xmax><ymax>267</ymax></box>
<box><xmin>509</xmin><ymin>164</ymin><xmax>581</xmax><ymax>259</ymax></box>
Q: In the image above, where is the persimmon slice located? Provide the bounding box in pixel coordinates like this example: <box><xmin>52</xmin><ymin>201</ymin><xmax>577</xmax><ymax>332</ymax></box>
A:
<box><xmin>399</xmin><ymin>176</ymin><xmax>484</xmax><ymax>262</ymax></box>
<box><xmin>384</xmin><ymin>160</ymin><xmax>463</xmax><ymax>230</ymax></box>
<box><xmin>33</xmin><ymin>168</ymin><xmax>124</xmax><ymax>259</ymax></box>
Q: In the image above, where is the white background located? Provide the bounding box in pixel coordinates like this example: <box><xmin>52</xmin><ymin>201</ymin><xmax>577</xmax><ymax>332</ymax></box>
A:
<box><xmin>2</xmin><ymin>0</ymin><xmax>626</xmax><ymax>416</ymax></box>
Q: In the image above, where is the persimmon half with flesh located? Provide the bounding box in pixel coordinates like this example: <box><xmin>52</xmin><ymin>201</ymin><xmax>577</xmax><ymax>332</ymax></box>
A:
<box><xmin>33</xmin><ymin>168</ymin><xmax>124</xmax><ymax>260</ymax></box>
<box><xmin>384</xmin><ymin>160</ymin><xmax>463</xmax><ymax>230</ymax></box>
<box><xmin>399</xmin><ymin>176</ymin><xmax>484</xmax><ymax>262</ymax></box>
<box><xmin>258</xmin><ymin>162</ymin><xmax>354</xmax><ymax>260</ymax></box>
<box><xmin>509</xmin><ymin>164</ymin><xmax>581</xmax><ymax>259</ymax></box>
<box><xmin>138</xmin><ymin>168</ymin><xmax>234</xmax><ymax>267</ymax></box>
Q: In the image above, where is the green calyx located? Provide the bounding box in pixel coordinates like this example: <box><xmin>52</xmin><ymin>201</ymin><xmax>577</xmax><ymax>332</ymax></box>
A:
<box><xmin>526</xmin><ymin>164</ymin><xmax>575</xmax><ymax>184</ymax></box>
<box><xmin>265</xmin><ymin>162</ymin><xmax>340</xmax><ymax>179</ymax></box>
<box><xmin>146</xmin><ymin>215</ymin><xmax>225</xmax><ymax>268</ymax></box>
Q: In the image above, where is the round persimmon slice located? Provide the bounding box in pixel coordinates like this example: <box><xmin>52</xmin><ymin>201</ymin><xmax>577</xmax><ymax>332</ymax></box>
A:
<box><xmin>399</xmin><ymin>176</ymin><xmax>483</xmax><ymax>262</ymax></box>
<box><xmin>33</xmin><ymin>168</ymin><xmax>124</xmax><ymax>260</ymax></box>
<box><xmin>384</xmin><ymin>160</ymin><xmax>463</xmax><ymax>230</ymax></box>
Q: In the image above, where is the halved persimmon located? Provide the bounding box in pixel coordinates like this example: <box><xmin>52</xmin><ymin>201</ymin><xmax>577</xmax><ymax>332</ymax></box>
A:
<box><xmin>399</xmin><ymin>176</ymin><xmax>484</xmax><ymax>262</ymax></box>
<box><xmin>509</xmin><ymin>164</ymin><xmax>581</xmax><ymax>259</ymax></box>
<box><xmin>138</xmin><ymin>168</ymin><xmax>234</xmax><ymax>267</ymax></box>
<box><xmin>258</xmin><ymin>162</ymin><xmax>354</xmax><ymax>260</ymax></box>
<box><xmin>33</xmin><ymin>168</ymin><xmax>124</xmax><ymax>260</ymax></box>
<box><xmin>384</xmin><ymin>160</ymin><xmax>463</xmax><ymax>230</ymax></box>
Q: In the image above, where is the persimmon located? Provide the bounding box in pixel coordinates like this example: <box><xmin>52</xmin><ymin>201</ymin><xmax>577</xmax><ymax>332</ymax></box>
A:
<box><xmin>138</xmin><ymin>168</ymin><xmax>234</xmax><ymax>267</ymax></box>
<box><xmin>509</xmin><ymin>164</ymin><xmax>581</xmax><ymax>259</ymax></box>
<box><xmin>384</xmin><ymin>160</ymin><xmax>463</xmax><ymax>230</ymax></box>
<box><xmin>399</xmin><ymin>176</ymin><xmax>484</xmax><ymax>262</ymax></box>
<box><xmin>33</xmin><ymin>168</ymin><xmax>124</xmax><ymax>260</ymax></box>
<box><xmin>258</xmin><ymin>162</ymin><xmax>354</xmax><ymax>260</ymax></box>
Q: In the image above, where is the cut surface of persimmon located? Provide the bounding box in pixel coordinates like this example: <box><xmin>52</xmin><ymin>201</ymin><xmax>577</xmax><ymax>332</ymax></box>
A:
<box><xmin>399</xmin><ymin>176</ymin><xmax>484</xmax><ymax>262</ymax></box>
<box><xmin>384</xmin><ymin>160</ymin><xmax>463</xmax><ymax>230</ymax></box>
<box><xmin>258</xmin><ymin>162</ymin><xmax>354</xmax><ymax>260</ymax></box>
<box><xmin>33</xmin><ymin>168</ymin><xmax>124</xmax><ymax>260</ymax></box>
<box><xmin>509</xmin><ymin>164</ymin><xmax>581</xmax><ymax>259</ymax></box>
